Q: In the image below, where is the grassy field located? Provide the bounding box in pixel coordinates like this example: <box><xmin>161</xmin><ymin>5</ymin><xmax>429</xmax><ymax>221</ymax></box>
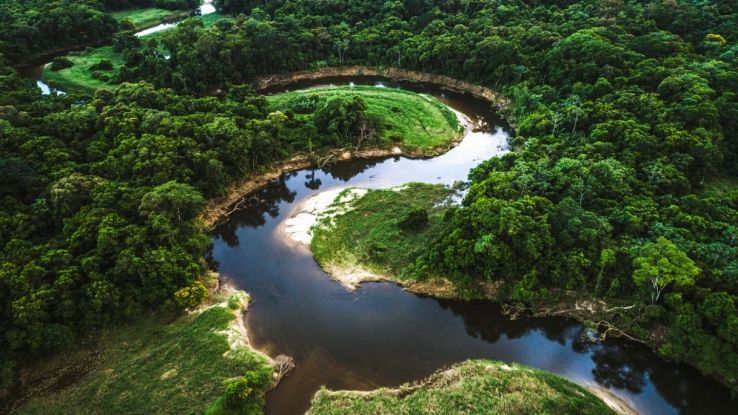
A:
<box><xmin>111</xmin><ymin>8</ymin><xmax>184</xmax><ymax>29</ymax></box>
<box><xmin>311</xmin><ymin>183</ymin><xmax>454</xmax><ymax>281</ymax></box>
<box><xmin>309</xmin><ymin>359</ymin><xmax>615</xmax><ymax>415</ymax></box>
<box><xmin>15</xmin><ymin>291</ymin><xmax>272</xmax><ymax>415</ymax></box>
<box><xmin>268</xmin><ymin>86</ymin><xmax>462</xmax><ymax>150</ymax></box>
<box><xmin>43</xmin><ymin>46</ymin><xmax>125</xmax><ymax>93</ymax></box>
<box><xmin>42</xmin><ymin>12</ymin><xmax>225</xmax><ymax>93</ymax></box>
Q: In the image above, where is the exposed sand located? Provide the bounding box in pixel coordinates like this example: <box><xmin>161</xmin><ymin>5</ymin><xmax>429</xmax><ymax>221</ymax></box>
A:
<box><xmin>280</xmin><ymin>187</ymin><xmax>368</xmax><ymax>247</ymax></box>
<box><xmin>585</xmin><ymin>384</ymin><xmax>640</xmax><ymax>415</ymax></box>
<box><xmin>214</xmin><ymin>283</ymin><xmax>276</xmax><ymax>366</ymax></box>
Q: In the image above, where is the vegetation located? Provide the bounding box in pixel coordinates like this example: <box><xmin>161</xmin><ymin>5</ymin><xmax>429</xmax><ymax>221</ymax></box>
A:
<box><xmin>14</xmin><ymin>289</ymin><xmax>272</xmax><ymax>415</ymax></box>
<box><xmin>312</xmin><ymin>184</ymin><xmax>454</xmax><ymax>281</ymax></box>
<box><xmin>40</xmin><ymin>13</ymin><xmax>226</xmax><ymax>93</ymax></box>
<box><xmin>309</xmin><ymin>359</ymin><xmax>615</xmax><ymax>415</ymax></box>
<box><xmin>42</xmin><ymin>46</ymin><xmax>127</xmax><ymax>93</ymax></box>
<box><xmin>0</xmin><ymin>0</ymin><xmax>119</xmax><ymax>63</ymax></box>
<box><xmin>2</xmin><ymin>0</ymin><xmax>738</xmax><ymax>406</ymax></box>
<box><xmin>268</xmin><ymin>86</ymin><xmax>461</xmax><ymax>151</ymax></box>
<box><xmin>0</xmin><ymin>71</ymin><xmax>460</xmax><ymax>391</ymax></box>
<box><xmin>111</xmin><ymin>8</ymin><xmax>184</xmax><ymax>30</ymax></box>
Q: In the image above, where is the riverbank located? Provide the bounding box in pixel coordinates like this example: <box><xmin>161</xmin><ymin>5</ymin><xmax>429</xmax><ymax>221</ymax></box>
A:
<box><xmin>200</xmin><ymin>87</ymin><xmax>469</xmax><ymax>229</ymax></box>
<box><xmin>289</xmin><ymin>184</ymin><xmax>656</xmax><ymax>346</ymax></box>
<box><xmin>268</xmin><ymin>85</ymin><xmax>463</xmax><ymax>149</ymax></box>
<box><xmin>34</xmin><ymin>4</ymin><xmax>221</xmax><ymax>93</ymax></box>
<box><xmin>7</xmin><ymin>280</ymin><xmax>279</xmax><ymax>415</ymax></box>
<box><xmin>308</xmin><ymin>359</ymin><xmax>619</xmax><ymax>415</ymax></box>
<box><xmin>256</xmin><ymin>66</ymin><xmax>509</xmax><ymax>108</ymax></box>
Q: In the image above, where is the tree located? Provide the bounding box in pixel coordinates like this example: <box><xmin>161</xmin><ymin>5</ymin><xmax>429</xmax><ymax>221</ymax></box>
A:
<box><xmin>632</xmin><ymin>237</ymin><xmax>700</xmax><ymax>303</ymax></box>
<box><xmin>139</xmin><ymin>181</ymin><xmax>204</xmax><ymax>224</ymax></box>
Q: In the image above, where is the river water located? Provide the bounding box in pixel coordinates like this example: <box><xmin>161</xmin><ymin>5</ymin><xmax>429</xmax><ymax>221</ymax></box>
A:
<box><xmin>211</xmin><ymin>78</ymin><xmax>737</xmax><ymax>415</ymax></box>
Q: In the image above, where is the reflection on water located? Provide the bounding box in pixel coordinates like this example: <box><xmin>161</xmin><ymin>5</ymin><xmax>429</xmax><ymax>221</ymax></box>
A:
<box><xmin>212</xmin><ymin>81</ymin><xmax>737</xmax><ymax>415</ymax></box>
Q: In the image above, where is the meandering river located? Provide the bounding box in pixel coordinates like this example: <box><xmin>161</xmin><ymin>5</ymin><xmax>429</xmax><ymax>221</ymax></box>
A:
<box><xmin>211</xmin><ymin>78</ymin><xmax>737</xmax><ymax>415</ymax></box>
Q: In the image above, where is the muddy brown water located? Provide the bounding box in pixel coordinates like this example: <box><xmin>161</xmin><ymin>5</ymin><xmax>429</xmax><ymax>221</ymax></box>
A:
<box><xmin>210</xmin><ymin>78</ymin><xmax>736</xmax><ymax>415</ymax></box>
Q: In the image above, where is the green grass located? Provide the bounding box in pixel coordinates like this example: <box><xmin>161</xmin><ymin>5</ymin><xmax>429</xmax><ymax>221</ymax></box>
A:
<box><xmin>16</xmin><ymin>296</ymin><xmax>271</xmax><ymax>415</ymax></box>
<box><xmin>309</xmin><ymin>359</ymin><xmax>616</xmax><ymax>415</ymax></box>
<box><xmin>43</xmin><ymin>46</ymin><xmax>125</xmax><ymax>93</ymax></box>
<box><xmin>112</xmin><ymin>8</ymin><xmax>185</xmax><ymax>29</ymax></box>
<box><xmin>311</xmin><ymin>183</ymin><xmax>454</xmax><ymax>281</ymax></box>
<box><xmin>268</xmin><ymin>86</ymin><xmax>462</xmax><ymax>150</ymax></box>
<box><xmin>41</xmin><ymin>12</ymin><xmax>226</xmax><ymax>93</ymax></box>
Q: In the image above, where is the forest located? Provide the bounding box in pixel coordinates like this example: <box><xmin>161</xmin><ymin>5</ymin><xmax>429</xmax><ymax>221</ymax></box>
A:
<box><xmin>1</xmin><ymin>0</ymin><xmax>738</xmax><ymax>406</ymax></box>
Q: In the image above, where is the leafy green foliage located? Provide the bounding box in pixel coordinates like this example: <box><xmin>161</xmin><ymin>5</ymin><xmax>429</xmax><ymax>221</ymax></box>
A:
<box><xmin>3</xmin><ymin>0</ymin><xmax>738</xmax><ymax>400</ymax></box>
<box><xmin>632</xmin><ymin>237</ymin><xmax>700</xmax><ymax>303</ymax></box>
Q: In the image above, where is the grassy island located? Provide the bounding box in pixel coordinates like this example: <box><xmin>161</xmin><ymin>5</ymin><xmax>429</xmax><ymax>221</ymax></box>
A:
<box><xmin>309</xmin><ymin>359</ymin><xmax>616</xmax><ymax>415</ymax></box>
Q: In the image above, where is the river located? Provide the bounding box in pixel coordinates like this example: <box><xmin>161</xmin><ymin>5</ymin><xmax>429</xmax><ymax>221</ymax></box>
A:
<box><xmin>211</xmin><ymin>78</ymin><xmax>737</xmax><ymax>415</ymax></box>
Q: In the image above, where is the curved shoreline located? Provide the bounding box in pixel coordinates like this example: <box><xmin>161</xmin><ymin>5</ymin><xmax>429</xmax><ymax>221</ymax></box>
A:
<box><xmin>199</xmin><ymin>91</ymin><xmax>473</xmax><ymax>230</ymax></box>
<box><xmin>255</xmin><ymin>66</ymin><xmax>509</xmax><ymax>108</ymax></box>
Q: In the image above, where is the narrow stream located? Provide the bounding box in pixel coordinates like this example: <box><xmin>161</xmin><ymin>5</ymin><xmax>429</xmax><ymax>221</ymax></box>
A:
<box><xmin>211</xmin><ymin>78</ymin><xmax>737</xmax><ymax>415</ymax></box>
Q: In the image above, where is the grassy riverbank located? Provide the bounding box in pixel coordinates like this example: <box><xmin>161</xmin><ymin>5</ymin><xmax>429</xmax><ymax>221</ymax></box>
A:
<box><xmin>42</xmin><ymin>46</ymin><xmax>126</xmax><ymax>93</ymax></box>
<box><xmin>268</xmin><ymin>86</ymin><xmax>462</xmax><ymax>150</ymax></box>
<box><xmin>42</xmin><ymin>12</ymin><xmax>224</xmax><ymax>93</ymax></box>
<box><xmin>311</xmin><ymin>183</ymin><xmax>454</xmax><ymax>284</ymax></box>
<box><xmin>309</xmin><ymin>359</ymin><xmax>616</xmax><ymax>415</ymax></box>
<box><xmin>111</xmin><ymin>8</ymin><xmax>184</xmax><ymax>29</ymax></box>
<box><xmin>11</xmin><ymin>288</ymin><xmax>273</xmax><ymax>415</ymax></box>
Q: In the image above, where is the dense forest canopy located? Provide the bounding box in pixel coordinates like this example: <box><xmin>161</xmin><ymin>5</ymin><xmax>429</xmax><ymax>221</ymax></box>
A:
<box><xmin>1</xmin><ymin>0</ymin><xmax>738</xmax><ymax>399</ymax></box>
<box><xmin>0</xmin><ymin>0</ymin><xmax>199</xmax><ymax>64</ymax></box>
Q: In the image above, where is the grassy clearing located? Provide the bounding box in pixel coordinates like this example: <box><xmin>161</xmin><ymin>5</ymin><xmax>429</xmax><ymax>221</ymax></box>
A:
<box><xmin>112</xmin><ymin>8</ymin><xmax>184</xmax><ymax>29</ymax></box>
<box><xmin>268</xmin><ymin>86</ymin><xmax>462</xmax><ymax>150</ymax></box>
<box><xmin>43</xmin><ymin>46</ymin><xmax>125</xmax><ymax>93</ymax></box>
<box><xmin>311</xmin><ymin>183</ymin><xmax>454</xmax><ymax>281</ymax></box>
<box><xmin>16</xmin><ymin>291</ymin><xmax>272</xmax><ymax>415</ymax></box>
<box><xmin>41</xmin><ymin>13</ymin><xmax>226</xmax><ymax>93</ymax></box>
<box><xmin>309</xmin><ymin>359</ymin><xmax>615</xmax><ymax>415</ymax></box>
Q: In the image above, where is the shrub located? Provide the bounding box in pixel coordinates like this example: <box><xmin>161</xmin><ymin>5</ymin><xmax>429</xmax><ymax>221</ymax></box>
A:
<box><xmin>49</xmin><ymin>57</ymin><xmax>73</xmax><ymax>71</ymax></box>
<box><xmin>223</xmin><ymin>367</ymin><xmax>272</xmax><ymax>410</ymax></box>
<box><xmin>399</xmin><ymin>207</ymin><xmax>429</xmax><ymax>231</ymax></box>
<box><xmin>90</xmin><ymin>59</ymin><xmax>114</xmax><ymax>71</ymax></box>
<box><xmin>174</xmin><ymin>280</ymin><xmax>208</xmax><ymax>309</ymax></box>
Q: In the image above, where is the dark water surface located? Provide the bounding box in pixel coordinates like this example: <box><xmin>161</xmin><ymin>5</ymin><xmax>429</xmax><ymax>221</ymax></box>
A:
<box><xmin>212</xmin><ymin>79</ymin><xmax>737</xmax><ymax>415</ymax></box>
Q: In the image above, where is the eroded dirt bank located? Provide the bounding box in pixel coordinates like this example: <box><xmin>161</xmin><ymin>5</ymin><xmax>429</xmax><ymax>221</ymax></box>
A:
<box><xmin>255</xmin><ymin>66</ymin><xmax>509</xmax><ymax>108</ymax></box>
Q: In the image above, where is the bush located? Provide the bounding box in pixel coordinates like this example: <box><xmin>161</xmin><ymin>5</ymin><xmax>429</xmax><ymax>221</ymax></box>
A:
<box><xmin>399</xmin><ymin>207</ymin><xmax>429</xmax><ymax>231</ymax></box>
<box><xmin>174</xmin><ymin>280</ymin><xmax>208</xmax><ymax>309</ymax></box>
<box><xmin>90</xmin><ymin>59</ymin><xmax>114</xmax><ymax>71</ymax></box>
<box><xmin>223</xmin><ymin>367</ymin><xmax>272</xmax><ymax>410</ymax></box>
<box><xmin>49</xmin><ymin>57</ymin><xmax>74</xmax><ymax>71</ymax></box>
